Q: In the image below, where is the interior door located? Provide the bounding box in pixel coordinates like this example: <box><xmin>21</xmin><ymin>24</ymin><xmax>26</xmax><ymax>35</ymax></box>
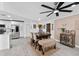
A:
<box><xmin>46</xmin><ymin>23</ymin><xmax>51</xmax><ymax>33</ymax></box>
<box><xmin>16</xmin><ymin>26</ymin><xmax>19</xmax><ymax>32</ymax></box>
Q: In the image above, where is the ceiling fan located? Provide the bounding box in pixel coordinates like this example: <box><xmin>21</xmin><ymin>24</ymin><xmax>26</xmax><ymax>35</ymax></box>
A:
<box><xmin>40</xmin><ymin>2</ymin><xmax>79</xmax><ymax>17</ymax></box>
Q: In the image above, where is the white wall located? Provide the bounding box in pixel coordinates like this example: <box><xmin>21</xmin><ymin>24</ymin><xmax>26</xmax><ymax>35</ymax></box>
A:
<box><xmin>24</xmin><ymin>22</ymin><xmax>32</xmax><ymax>37</ymax></box>
<box><xmin>74</xmin><ymin>16</ymin><xmax>79</xmax><ymax>46</ymax></box>
<box><xmin>0</xmin><ymin>20</ymin><xmax>11</xmax><ymax>50</ymax></box>
<box><xmin>0</xmin><ymin>34</ymin><xmax>10</xmax><ymax>50</ymax></box>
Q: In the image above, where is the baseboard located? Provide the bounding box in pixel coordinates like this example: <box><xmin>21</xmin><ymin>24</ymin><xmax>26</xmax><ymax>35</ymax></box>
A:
<box><xmin>75</xmin><ymin>45</ymin><xmax>79</xmax><ymax>48</ymax></box>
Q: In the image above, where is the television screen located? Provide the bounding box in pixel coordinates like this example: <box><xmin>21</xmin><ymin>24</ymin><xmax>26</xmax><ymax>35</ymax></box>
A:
<box><xmin>0</xmin><ymin>24</ymin><xmax>5</xmax><ymax>27</ymax></box>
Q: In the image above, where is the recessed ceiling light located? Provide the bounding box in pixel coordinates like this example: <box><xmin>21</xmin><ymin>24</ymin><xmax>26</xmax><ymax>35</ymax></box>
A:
<box><xmin>11</xmin><ymin>21</ymin><xmax>15</xmax><ymax>24</ymax></box>
<box><xmin>10</xmin><ymin>18</ymin><xmax>13</xmax><ymax>20</ymax></box>
<box><xmin>7</xmin><ymin>15</ymin><xmax>11</xmax><ymax>17</ymax></box>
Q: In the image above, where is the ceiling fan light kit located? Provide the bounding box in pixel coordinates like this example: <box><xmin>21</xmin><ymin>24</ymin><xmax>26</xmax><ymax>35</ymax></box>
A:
<box><xmin>40</xmin><ymin>2</ymin><xmax>79</xmax><ymax>17</ymax></box>
<box><xmin>54</xmin><ymin>10</ymin><xmax>59</xmax><ymax>13</ymax></box>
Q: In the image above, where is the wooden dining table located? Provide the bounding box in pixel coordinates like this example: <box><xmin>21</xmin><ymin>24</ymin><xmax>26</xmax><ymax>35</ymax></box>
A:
<box><xmin>38</xmin><ymin>39</ymin><xmax>56</xmax><ymax>55</ymax></box>
<box><xmin>36</xmin><ymin>33</ymin><xmax>51</xmax><ymax>40</ymax></box>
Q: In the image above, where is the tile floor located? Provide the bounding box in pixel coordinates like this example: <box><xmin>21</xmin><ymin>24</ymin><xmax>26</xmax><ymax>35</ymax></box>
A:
<box><xmin>0</xmin><ymin>37</ymin><xmax>79</xmax><ymax>56</ymax></box>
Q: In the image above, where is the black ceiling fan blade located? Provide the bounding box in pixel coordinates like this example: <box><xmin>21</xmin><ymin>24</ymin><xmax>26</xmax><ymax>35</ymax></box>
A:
<box><xmin>60</xmin><ymin>2</ymin><xmax>76</xmax><ymax>9</ymax></box>
<box><xmin>57</xmin><ymin>2</ymin><xmax>64</xmax><ymax>9</ymax></box>
<box><xmin>59</xmin><ymin>9</ymin><xmax>72</xmax><ymax>12</ymax></box>
<box><xmin>74</xmin><ymin>2</ymin><xmax>79</xmax><ymax>5</ymax></box>
<box><xmin>40</xmin><ymin>11</ymin><xmax>52</xmax><ymax>14</ymax></box>
<box><xmin>56</xmin><ymin>13</ymin><xmax>59</xmax><ymax>16</ymax></box>
<box><xmin>47</xmin><ymin>12</ymin><xmax>54</xmax><ymax>17</ymax></box>
<box><xmin>41</xmin><ymin>4</ymin><xmax>55</xmax><ymax>10</ymax></box>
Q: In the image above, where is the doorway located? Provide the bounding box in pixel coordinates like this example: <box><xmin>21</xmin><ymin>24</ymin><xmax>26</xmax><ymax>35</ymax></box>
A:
<box><xmin>46</xmin><ymin>23</ymin><xmax>51</xmax><ymax>33</ymax></box>
<box><xmin>11</xmin><ymin>25</ymin><xmax>20</xmax><ymax>39</ymax></box>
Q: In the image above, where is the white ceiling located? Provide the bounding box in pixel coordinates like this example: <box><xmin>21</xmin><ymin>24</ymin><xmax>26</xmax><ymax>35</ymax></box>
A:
<box><xmin>0</xmin><ymin>2</ymin><xmax>79</xmax><ymax>22</ymax></box>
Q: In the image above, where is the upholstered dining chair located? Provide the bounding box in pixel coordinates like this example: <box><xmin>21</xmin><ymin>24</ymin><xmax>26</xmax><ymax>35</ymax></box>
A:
<box><xmin>31</xmin><ymin>33</ymin><xmax>35</xmax><ymax>47</ymax></box>
<box><xmin>33</xmin><ymin>33</ymin><xmax>40</xmax><ymax>49</ymax></box>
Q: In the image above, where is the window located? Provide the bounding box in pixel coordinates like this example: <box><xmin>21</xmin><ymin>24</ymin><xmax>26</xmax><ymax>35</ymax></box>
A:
<box><xmin>33</xmin><ymin>24</ymin><xmax>36</xmax><ymax>29</ymax></box>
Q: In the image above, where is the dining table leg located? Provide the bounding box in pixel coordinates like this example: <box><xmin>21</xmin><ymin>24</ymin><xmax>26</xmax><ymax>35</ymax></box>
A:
<box><xmin>54</xmin><ymin>44</ymin><xmax>56</xmax><ymax>49</ymax></box>
<box><xmin>41</xmin><ymin>47</ymin><xmax>44</xmax><ymax>55</ymax></box>
<box><xmin>38</xmin><ymin>45</ymin><xmax>44</xmax><ymax>55</ymax></box>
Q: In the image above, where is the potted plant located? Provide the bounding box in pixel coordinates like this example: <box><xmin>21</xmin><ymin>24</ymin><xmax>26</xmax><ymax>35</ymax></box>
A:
<box><xmin>61</xmin><ymin>28</ymin><xmax>65</xmax><ymax>32</ymax></box>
